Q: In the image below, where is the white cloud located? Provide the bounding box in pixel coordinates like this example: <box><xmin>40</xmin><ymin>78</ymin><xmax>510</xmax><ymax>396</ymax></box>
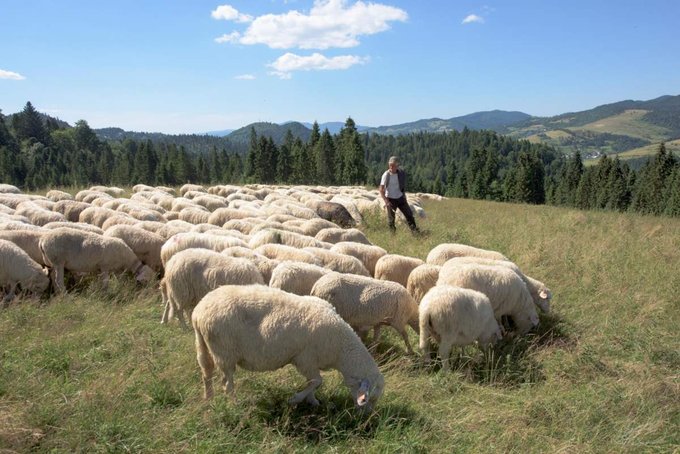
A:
<box><xmin>462</xmin><ymin>14</ymin><xmax>484</xmax><ymax>24</ymax></box>
<box><xmin>211</xmin><ymin>5</ymin><xmax>253</xmax><ymax>22</ymax></box>
<box><xmin>215</xmin><ymin>31</ymin><xmax>241</xmax><ymax>44</ymax></box>
<box><xmin>268</xmin><ymin>52</ymin><xmax>368</xmax><ymax>78</ymax></box>
<box><xmin>219</xmin><ymin>0</ymin><xmax>408</xmax><ymax>50</ymax></box>
<box><xmin>234</xmin><ymin>74</ymin><xmax>255</xmax><ymax>80</ymax></box>
<box><xmin>0</xmin><ymin>69</ymin><xmax>26</xmax><ymax>80</ymax></box>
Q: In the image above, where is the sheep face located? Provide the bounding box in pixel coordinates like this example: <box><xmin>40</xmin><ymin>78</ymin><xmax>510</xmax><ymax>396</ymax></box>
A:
<box><xmin>514</xmin><ymin>310</ymin><xmax>540</xmax><ymax>335</ymax></box>
<box><xmin>135</xmin><ymin>264</ymin><xmax>156</xmax><ymax>283</ymax></box>
<box><xmin>537</xmin><ymin>287</ymin><xmax>552</xmax><ymax>313</ymax></box>
<box><xmin>346</xmin><ymin>375</ymin><xmax>384</xmax><ymax>411</ymax></box>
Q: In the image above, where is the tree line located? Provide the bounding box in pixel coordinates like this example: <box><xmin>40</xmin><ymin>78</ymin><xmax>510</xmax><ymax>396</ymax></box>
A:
<box><xmin>1</xmin><ymin>102</ymin><xmax>679</xmax><ymax>217</ymax></box>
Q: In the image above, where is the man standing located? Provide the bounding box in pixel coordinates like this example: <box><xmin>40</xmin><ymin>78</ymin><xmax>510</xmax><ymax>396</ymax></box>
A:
<box><xmin>379</xmin><ymin>156</ymin><xmax>419</xmax><ymax>233</ymax></box>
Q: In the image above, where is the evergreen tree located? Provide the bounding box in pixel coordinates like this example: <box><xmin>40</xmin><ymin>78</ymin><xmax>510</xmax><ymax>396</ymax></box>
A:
<box><xmin>663</xmin><ymin>167</ymin><xmax>680</xmax><ymax>216</ymax></box>
<box><xmin>245</xmin><ymin>127</ymin><xmax>258</xmax><ymax>181</ymax></box>
<box><xmin>12</xmin><ymin>101</ymin><xmax>49</xmax><ymax>145</ymax></box>
<box><xmin>309</xmin><ymin>121</ymin><xmax>321</xmax><ymax>148</ymax></box>
<box><xmin>630</xmin><ymin>143</ymin><xmax>676</xmax><ymax>214</ymax></box>
<box><xmin>604</xmin><ymin>157</ymin><xmax>631</xmax><ymax>212</ymax></box>
<box><xmin>208</xmin><ymin>147</ymin><xmax>223</xmax><ymax>183</ymax></box>
<box><xmin>176</xmin><ymin>146</ymin><xmax>196</xmax><ymax>183</ymax></box>
<box><xmin>132</xmin><ymin>140</ymin><xmax>158</xmax><ymax>184</ymax></box>
<box><xmin>445</xmin><ymin>159</ymin><xmax>457</xmax><ymax>196</ymax></box>
<box><xmin>315</xmin><ymin>129</ymin><xmax>336</xmax><ymax>185</ymax></box>
<box><xmin>277</xmin><ymin>131</ymin><xmax>294</xmax><ymax>183</ymax></box>
<box><xmin>337</xmin><ymin>117</ymin><xmax>366</xmax><ymax>185</ymax></box>
<box><xmin>555</xmin><ymin>151</ymin><xmax>584</xmax><ymax>206</ymax></box>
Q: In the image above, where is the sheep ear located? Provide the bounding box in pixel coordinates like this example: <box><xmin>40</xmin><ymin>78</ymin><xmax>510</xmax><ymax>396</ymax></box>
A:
<box><xmin>539</xmin><ymin>289</ymin><xmax>549</xmax><ymax>299</ymax></box>
<box><xmin>356</xmin><ymin>379</ymin><xmax>370</xmax><ymax>407</ymax></box>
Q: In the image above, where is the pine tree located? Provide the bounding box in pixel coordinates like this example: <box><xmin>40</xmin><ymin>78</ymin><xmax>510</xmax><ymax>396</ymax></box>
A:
<box><xmin>555</xmin><ymin>151</ymin><xmax>584</xmax><ymax>206</ymax></box>
<box><xmin>337</xmin><ymin>118</ymin><xmax>366</xmax><ymax>185</ymax></box>
<box><xmin>663</xmin><ymin>167</ymin><xmax>680</xmax><ymax>216</ymax></box>
<box><xmin>630</xmin><ymin>143</ymin><xmax>676</xmax><ymax>214</ymax></box>
<box><xmin>13</xmin><ymin>101</ymin><xmax>49</xmax><ymax>145</ymax></box>
<box><xmin>445</xmin><ymin>159</ymin><xmax>457</xmax><ymax>196</ymax></box>
<box><xmin>309</xmin><ymin>121</ymin><xmax>321</xmax><ymax>148</ymax></box>
<box><xmin>315</xmin><ymin>129</ymin><xmax>336</xmax><ymax>185</ymax></box>
<box><xmin>277</xmin><ymin>131</ymin><xmax>294</xmax><ymax>183</ymax></box>
<box><xmin>245</xmin><ymin>127</ymin><xmax>258</xmax><ymax>181</ymax></box>
<box><xmin>604</xmin><ymin>157</ymin><xmax>630</xmax><ymax>212</ymax></box>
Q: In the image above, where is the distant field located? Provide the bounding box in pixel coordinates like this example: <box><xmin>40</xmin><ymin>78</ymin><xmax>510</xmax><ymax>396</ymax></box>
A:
<box><xmin>1</xmin><ymin>193</ymin><xmax>678</xmax><ymax>452</ymax></box>
<box><xmin>616</xmin><ymin>138</ymin><xmax>680</xmax><ymax>159</ymax></box>
<box><xmin>572</xmin><ymin>109</ymin><xmax>671</xmax><ymax>142</ymax></box>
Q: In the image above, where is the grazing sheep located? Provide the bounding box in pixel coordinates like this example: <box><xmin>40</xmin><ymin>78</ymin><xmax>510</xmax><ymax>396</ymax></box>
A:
<box><xmin>330</xmin><ymin>242</ymin><xmax>387</xmax><ymax>277</ymax></box>
<box><xmin>297</xmin><ymin>218</ymin><xmax>340</xmax><ymax>237</ymax></box>
<box><xmin>313</xmin><ymin>201</ymin><xmax>356</xmax><ymax>227</ymax></box>
<box><xmin>255</xmin><ymin>244</ymin><xmax>321</xmax><ymax>266</ymax></box>
<box><xmin>15</xmin><ymin>202</ymin><xmax>65</xmax><ymax>226</ymax></box>
<box><xmin>208</xmin><ymin>207</ymin><xmax>261</xmax><ymax>226</ymax></box>
<box><xmin>160</xmin><ymin>248</ymin><xmax>264</xmax><ymax>327</ymax></box>
<box><xmin>178</xmin><ymin>208</ymin><xmax>211</xmax><ymax>225</ymax></box>
<box><xmin>0</xmin><ymin>239</ymin><xmax>49</xmax><ymax>303</ymax></box>
<box><xmin>248</xmin><ymin>228</ymin><xmax>329</xmax><ymax>250</ymax></box>
<box><xmin>79</xmin><ymin>206</ymin><xmax>123</xmax><ymax>228</ymax></box>
<box><xmin>100</xmin><ymin>215</ymin><xmax>139</xmax><ymax>231</ymax></box>
<box><xmin>45</xmin><ymin>189</ymin><xmax>74</xmax><ymax>202</ymax></box>
<box><xmin>441</xmin><ymin>256</ymin><xmax>552</xmax><ymax>313</ymax></box>
<box><xmin>104</xmin><ymin>224</ymin><xmax>165</xmax><ymax>271</ymax></box>
<box><xmin>221</xmin><ymin>247</ymin><xmax>279</xmax><ymax>283</ymax></box>
<box><xmin>160</xmin><ymin>232</ymin><xmax>247</xmax><ymax>266</ymax></box>
<box><xmin>42</xmin><ymin>222</ymin><xmax>104</xmax><ymax>235</ymax></box>
<box><xmin>39</xmin><ymin>228</ymin><xmax>154</xmax><ymax>293</ymax></box>
<box><xmin>53</xmin><ymin>200</ymin><xmax>92</xmax><ymax>222</ymax></box>
<box><xmin>269</xmin><ymin>261</ymin><xmax>332</xmax><ymax>295</ymax></box>
<box><xmin>419</xmin><ymin>285</ymin><xmax>502</xmax><ymax>369</ymax></box>
<box><xmin>192</xmin><ymin>284</ymin><xmax>384</xmax><ymax>409</ymax></box>
<box><xmin>436</xmin><ymin>264</ymin><xmax>540</xmax><ymax>335</ymax></box>
<box><xmin>426</xmin><ymin>243</ymin><xmax>509</xmax><ymax>265</ymax></box>
<box><xmin>302</xmin><ymin>247</ymin><xmax>370</xmax><ymax>276</ymax></box>
<box><xmin>311</xmin><ymin>272</ymin><xmax>419</xmax><ymax>353</ymax></box>
<box><xmin>180</xmin><ymin>184</ymin><xmax>207</xmax><ymax>196</ymax></box>
<box><xmin>0</xmin><ymin>229</ymin><xmax>46</xmax><ymax>265</ymax></box>
<box><xmin>406</xmin><ymin>264</ymin><xmax>441</xmax><ymax>304</ymax></box>
<box><xmin>374</xmin><ymin>254</ymin><xmax>425</xmax><ymax>288</ymax></box>
<box><xmin>315</xmin><ymin>228</ymin><xmax>371</xmax><ymax>245</ymax></box>
<box><xmin>0</xmin><ymin>184</ymin><xmax>21</xmax><ymax>194</ymax></box>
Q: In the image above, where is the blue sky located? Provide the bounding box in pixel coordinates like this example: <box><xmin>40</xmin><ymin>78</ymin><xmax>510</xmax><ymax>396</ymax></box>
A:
<box><xmin>2</xmin><ymin>0</ymin><xmax>679</xmax><ymax>134</ymax></box>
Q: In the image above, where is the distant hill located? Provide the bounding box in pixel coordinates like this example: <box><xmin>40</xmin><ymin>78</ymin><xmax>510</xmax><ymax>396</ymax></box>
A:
<box><xmin>366</xmin><ymin>110</ymin><xmax>531</xmax><ymax>136</ymax></box>
<box><xmin>227</xmin><ymin>121</ymin><xmax>311</xmax><ymax>145</ymax></box>
<box><xmin>298</xmin><ymin>121</ymin><xmax>371</xmax><ymax>134</ymax></box>
<box><xmin>504</xmin><ymin>94</ymin><xmax>680</xmax><ymax>159</ymax></box>
<box><xmin>204</xmin><ymin>128</ymin><xmax>234</xmax><ymax>137</ymax></box>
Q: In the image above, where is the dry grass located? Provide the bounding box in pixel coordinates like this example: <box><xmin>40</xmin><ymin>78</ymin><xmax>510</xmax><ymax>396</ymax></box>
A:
<box><xmin>1</xmin><ymin>196</ymin><xmax>679</xmax><ymax>452</ymax></box>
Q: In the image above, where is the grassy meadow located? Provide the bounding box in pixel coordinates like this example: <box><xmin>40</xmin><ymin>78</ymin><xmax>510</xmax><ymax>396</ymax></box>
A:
<box><xmin>1</xmin><ymin>196</ymin><xmax>678</xmax><ymax>452</ymax></box>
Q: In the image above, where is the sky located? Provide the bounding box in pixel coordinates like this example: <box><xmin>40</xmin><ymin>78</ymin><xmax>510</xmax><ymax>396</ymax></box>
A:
<box><xmin>1</xmin><ymin>0</ymin><xmax>679</xmax><ymax>134</ymax></box>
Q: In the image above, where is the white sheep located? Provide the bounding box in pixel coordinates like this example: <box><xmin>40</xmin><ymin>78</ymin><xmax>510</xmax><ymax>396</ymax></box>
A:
<box><xmin>221</xmin><ymin>247</ymin><xmax>279</xmax><ymax>283</ymax></box>
<box><xmin>248</xmin><ymin>228</ymin><xmax>330</xmax><ymax>250</ymax></box>
<box><xmin>104</xmin><ymin>224</ymin><xmax>165</xmax><ymax>271</ymax></box>
<box><xmin>311</xmin><ymin>272</ymin><xmax>419</xmax><ymax>353</ymax></box>
<box><xmin>0</xmin><ymin>239</ymin><xmax>49</xmax><ymax>303</ymax></box>
<box><xmin>192</xmin><ymin>284</ymin><xmax>384</xmax><ymax>409</ymax></box>
<box><xmin>160</xmin><ymin>248</ymin><xmax>264</xmax><ymax>327</ymax></box>
<box><xmin>160</xmin><ymin>232</ymin><xmax>247</xmax><ymax>267</ymax></box>
<box><xmin>441</xmin><ymin>256</ymin><xmax>552</xmax><ymax>313</ymax></box>
<box><xmin>39</xmin><ymin>228</ymin><xmax>154</xmax><ymax>293</ymax></box>
<box><xmin>42</xmin><ymin>222</ymin><xmax>104</xmax><ymax>235</ymax></box>
<box><xmin>0</xmin><ymin>229</ymin><xmax>46</xmax><ymax>265</ymax></box>
<box><xmin>45</xmin><ymin>190</ymin><xmax>74</xmax><ymax>202</ymax></box>
<box><xmin>53</xmin><ymin>200</ymin><xmax>92</xmax><ymax>222</ymax></box>
<box><xmin>427</xmin><ymin>243</ymin><xmax>509</xmax><ymax>265</ymax></box>
<box><xmin>374</xmin><ymin>254</ymin><xmax>425</xmax><ymax>288</ymax></box>
<box><xmin>315</xmin><ymin>228</ymin><xmax>371</xmax><ymax>245</ymax></box>
<box><xmin>15</xmin><ymin>201</ymin><xmax>65</xmax><ymax>226</ymax></box>
<box><xmin>436</xmin><ymin>263</ymin><xmax>540</xmax><ymax>335</ymax></box>
<box><xmin>269</xmin><ymin>261</ymin><xmax>331</xmax><ymax>295</ymax></box>
<box><xmin>297</xmin><ymin>218</ymin><xmax>340</xmax><ymax>237</ymax></box>
<box><xmin>419</xmin><ymin>285</ymin><xmax>502</xmax><ymax>369</ymax></box>
<box><xmin>329</xmin><ymin>242</ymin><xmax>387</xmax><ymax>277</ymax></box>
<box><xmin>302</xmin><ymin>247</ymin><xmax>370</xmax><ymax>276</ymax></box>
<box><xmin>406</xmin><ymin>264</ymin><xmax>442</xmax><ymax>304</ymax></box>
<box><xmin>254</xmin><ymin>244</ymin><xmax>321</xmax><ymax>266</ymax></box>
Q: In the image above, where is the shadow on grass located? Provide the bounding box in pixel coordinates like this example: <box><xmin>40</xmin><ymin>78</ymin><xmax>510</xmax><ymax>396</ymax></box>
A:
<box><xmin>420</xmin><ymin>311</ymin><xmax>575</xmax><ymax>388</ymax></box>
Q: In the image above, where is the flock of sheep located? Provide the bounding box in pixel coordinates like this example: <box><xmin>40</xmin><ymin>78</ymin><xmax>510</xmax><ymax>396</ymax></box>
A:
<box><xmin>0</xmin><ymin>181</ymin><xmax>552</xmax><ymax>411</ymax></box>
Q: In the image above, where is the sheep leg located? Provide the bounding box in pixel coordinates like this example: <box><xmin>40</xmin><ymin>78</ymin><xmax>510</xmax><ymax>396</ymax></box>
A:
<box><xmin>394</xmin><ymin>325</ymin><xmax>415</xmax><ymax>355</ymax></box>
<box><xmin>195</xmin><ymin>330</ymin><xmax>216</xmax><ymax>399</ymax></box>
<box><xmin>175</xmin><ymin>306</ymin><xmax>190</xmax><ymax>330</ymax></box>
<box><xmin>438</xmin><ymin>340</ymin><xmax>454</xmax><ymax>371</ymax></box>
<box><xmin>160</xmin><ymin>280</ymin><xmax>170</xmax><ymax>324</ymax></box>
<box><xmin>52</xmin><ymin>265</ymin><xmax>65</xmax><ymax>293</ymax></box>
<box><xmin>290</xmin><ymin>366</ymin><xmax>322</xmax><ymax>406</ymax></box>
<box><xmin>101</xmin><ymin>271</ymin><xmax>110</xmax><ymax>290</ymax></box>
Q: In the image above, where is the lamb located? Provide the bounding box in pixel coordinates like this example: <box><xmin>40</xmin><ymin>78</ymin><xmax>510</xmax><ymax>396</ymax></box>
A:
<box><xmin>160</xmin><ymin>248</ymin><xmax>264</xmax><ymax>327</ymax></box>
<box><xmin>160</xmin><ymin>232</ymin><xmax>247</xmax><ymax>266</ymax></box>
<box><xmin>192</xmin><ymin>284</ymin><xmax>384</xmax><ymax>409</ymax></box>
<box><xmin>426</xmin><ymin>243</ymin><xmax>509</xmax><ymax>265</ymax></box>
<box><xmin>315</xmin><ymin>227</ymin><xmax>371</xmax><ymax>245</ymax></box>
<box><xmin>419</xmin><ymin>285</ymin><xmax>503</xmax><ymax>369</ymax></box>
<box><xmin>269</xmin><ymin>261</ymin><xmax>331</xmax><ymax>295</ymax></box>
<box><xmin>0</xmin><ymin>239</ymin><xmax>49</xmax><ymax>303</ymax></box>
<box><xmin>311</xmin><ymin>272</ymin><xmax>420</xmax><ymax>353</ymax></box>
<box><xmin>39</xmin><ymin>228</ymin><xmax>154</xmax><ymax>293</ymax></box>
<box><xmin>330</xmin><ymin>242</ymin><xmax>387</xmax><ymax>276</ymax></box>
<box><xmin>104</xmin><ymin>224</ymin><xmax>165</xmax><ymax>271</ymax></box>
<box><xmin>436</xmin><ymin>264</ymin><xmax>540</xmax><ymax>335</ymax></box>
<box><xmin>406</xmin><ymin>264</ymin><xmax>442</xmax><ymax>304</ymax></box>
<box><xmin>441</xmin><ymin>257</ymin><xmax>553</xmax><ymax>313</ymax></box>
<box><xmin>374</xmin><ymin>254</ymin><xmax>425</xmax><ymax>288</ymax></box>
<box><xmin>302</xmin><ymin>247</ymin><xmax>370</xmax><ymax>276</ymax></box>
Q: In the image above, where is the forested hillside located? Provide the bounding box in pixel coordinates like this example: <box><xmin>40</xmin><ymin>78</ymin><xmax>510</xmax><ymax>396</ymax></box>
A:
<box><xmin>2</xmin><ymin>102</ymin><xmax>679</xmax><ymax>217</ymax></box>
